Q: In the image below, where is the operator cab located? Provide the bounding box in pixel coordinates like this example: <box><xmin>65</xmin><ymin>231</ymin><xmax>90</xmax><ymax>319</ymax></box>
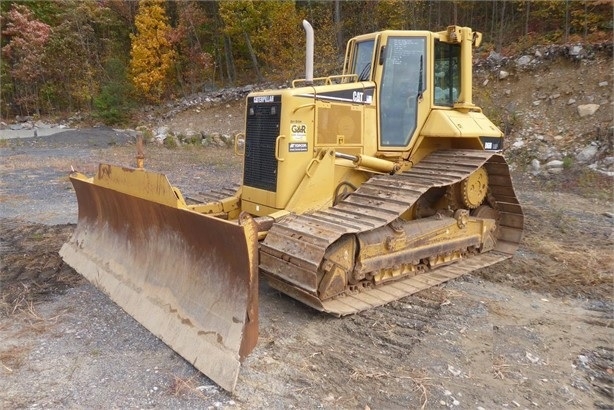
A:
<box><xmin>346</xmin><ymin>30</ymin><xmax>465</xmax><ymax>151</ymax></box>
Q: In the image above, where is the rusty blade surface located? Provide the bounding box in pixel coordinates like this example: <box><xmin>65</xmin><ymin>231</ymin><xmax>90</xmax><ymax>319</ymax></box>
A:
<box><xmin>59</xmin><ymin>166</ymin><xmax>258</xmax><ymax>392</ymax></box>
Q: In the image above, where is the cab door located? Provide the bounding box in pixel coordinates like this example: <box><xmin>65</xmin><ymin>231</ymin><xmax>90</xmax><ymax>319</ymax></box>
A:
<box><xmin>376</xmin><ymin>34</ymin><xmax>427</xmax><ymax>149</ymax></box>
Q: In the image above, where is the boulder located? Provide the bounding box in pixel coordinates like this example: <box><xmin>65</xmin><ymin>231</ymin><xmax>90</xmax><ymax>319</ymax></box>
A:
<box><xmin>569</xmin><ymin>45</ymin><xmax>584</xmax><ymax>57</ymax></box>
<box><xmin>516</xmin><ymin>55</ymin><xmax>533</xmax><ymax>67</ymax></box>
<box><xmin>575</xmin><ymin>144</ymin><xmax>599</xmax><ymax>163</ymax></box>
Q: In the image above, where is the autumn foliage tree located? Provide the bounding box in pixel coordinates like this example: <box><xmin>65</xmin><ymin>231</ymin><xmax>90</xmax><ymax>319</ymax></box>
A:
<box><xmin>129</xmin><ymin>0</ymin><xmax>176</xmax><ymax>103</ymax></box>
<box><xmin>0</xmin><ymin>0</ymin><xmax>612</xmax><ymax>119</ymax></box>
<box><xmin>42</xmin><ymin>1</ymin><xmax>109</xmax><ymax>112</ymax></box>
<box><xmin>170</xmin><ymin>1</ymin><xmax>214</xmax><ymax>94</ymax></box>
<box><xmin>1</xmin><ymin>5</ymin><xmax>51</xmax><ymax>115</ymax></box>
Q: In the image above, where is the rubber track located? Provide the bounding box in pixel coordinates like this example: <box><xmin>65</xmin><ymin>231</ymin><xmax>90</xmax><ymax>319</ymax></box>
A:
<box><xmin>260</xmin><ymin>150</ymin><xmax>524</xmax><ymax>315</ymax></box>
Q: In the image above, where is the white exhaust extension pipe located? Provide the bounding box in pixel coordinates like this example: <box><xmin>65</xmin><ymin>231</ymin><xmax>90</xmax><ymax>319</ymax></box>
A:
<box><xmin>302</xmin><ymin>20</ymin><xmax>314</xmax><ymax>85</ymax></box>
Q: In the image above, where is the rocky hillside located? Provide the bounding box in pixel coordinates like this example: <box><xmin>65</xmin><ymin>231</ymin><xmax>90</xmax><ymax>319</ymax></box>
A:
<box><xmin>475</xmin><ymin>42</ymin><xmax>613</xmax><ymax>176</ymax></box>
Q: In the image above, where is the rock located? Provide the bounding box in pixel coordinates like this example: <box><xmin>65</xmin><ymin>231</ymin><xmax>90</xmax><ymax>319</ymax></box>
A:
<box><xmin>531</xmin><ymin>159</ymin><xmax>541</xmax><ymax>172</ymax></box>
<box><xmin>545</xmin><ymin>160</ymin><xmax>564</xmax><ymax>172</ymax></box>
<box><xmin>213</xmin><ymin>135</ymin><xmax>226</xmax><ymax>147</ymax></box>
<box><xmin>535</xmin><ymin>49</ymin><xmax>543</xmax><ymax>58</ymax></box>
<box><xmin>546</xmin><ymin>159</ymin><xmax>564</xmax><ymax>168</ymax></box>
<box><xmin>537</xmin><ymin>146</ymin><xmax>561</xmax><ymax>162</ymax></box>
<box><xmin>526</xmin><ymin>351</ymin><xmax>540</xmax><ymax>363</ymax></box>
<box><xmin>15</xmin><ymin>115</ymin><xmax>33</xmax><ymax>123</ymax></box>
<box><xmin>505</xmin><ymin>89</ymin><xmax>511</xmax><ymax>96</ymax></box>
<box><xmin>156</xmin><ymin>126</ymin><xmax>170</xmax><ymax>136</ymax></box>
<box><xmin>577</xmin><ymin>104</ymin><xmax>600</xmax><ymax>117</ymax></box>
<box><xmin>512</xmin><ymin>140</ymin><xmax>525</xmax><ymax>149</ymax></box>
<box><xmin>220</xmin><ymin>134</ymin><xmax>233</xmax><ymax>146</ymax></box>
<box><xmin>533</xmin><ymin>101</ymin><xmax>541</xmax><ymax>106</ymax></box>
<box><xmin>487</xmin><ymin>51</ymin><xmax>503</xmax><ymax>64</ymax></box>
<box><xmin>183</xmin><ymin>128</ymin><xmax>199</xmax><ymax>138</ymax></box>
<box><xmin>9</xmin><ymin>123</ymin><xmax>23</xmax><ymax>130</ymax></box>
<box><xmin>567</xmin><ymin>98</ymin><xmax>576</xmax><ymax>105</ymax></box>
<box><xmin>482</xmin><ymin>79</ymin><xmax>489</xmax><ymax>86</ymax></box>
<box><xmin>499</xmin><ymin>70</ymin><xmax>509</xmax><ymax>80</ymax></box>
<box><xmin>569</xmin><ymin>45</ymin><xmax>584</xmax><ymax>56</ymax></box>
<box><xmin>599</xmin><ymin>81</ymin><xmax>608</xmax><ymax>87</ymax></box>
<box><xmin>516</xmin><ymin>55</ymin><xmax>533</xmax><ymax>67</ymax></box>
<box><xmin>576</xmin><ymin>144</ymin><xmax>599</xmax><ymax>163</ymax></box>
<box><xmin>447</xmin><ymin>365</ymin><xmax>462</xmax><ymax>377</ymax></box>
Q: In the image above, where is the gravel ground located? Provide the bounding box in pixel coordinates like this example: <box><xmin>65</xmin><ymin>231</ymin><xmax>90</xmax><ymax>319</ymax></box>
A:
<box><xmin>1</xmin><ymin>127</ymin><xmax>612</xmax><ymax>409</ymax></box>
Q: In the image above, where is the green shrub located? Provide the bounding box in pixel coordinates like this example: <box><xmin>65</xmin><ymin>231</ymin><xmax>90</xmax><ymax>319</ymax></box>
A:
<box><xmin>94</xmin><ymin>58</ymin><xmax>133</xmax><ymax>125</ymax></box>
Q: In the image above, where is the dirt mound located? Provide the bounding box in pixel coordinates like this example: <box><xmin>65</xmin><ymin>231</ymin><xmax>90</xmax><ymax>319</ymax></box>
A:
<box><xmin>0</xmin><ymin>219</ymin><xmax>83</xmax><ymax>317</ymax></box>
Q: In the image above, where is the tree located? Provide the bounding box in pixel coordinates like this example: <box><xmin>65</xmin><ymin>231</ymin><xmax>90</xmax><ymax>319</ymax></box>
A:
<box><xmin>170</xmin><ymin>1</ymin><xmax>214</xmax><ymax>93</ymax></box>
<box><xmin>129</xmin><ymin>0</ymin><xmax>176</xmax><ymax>103</ymax></box>
<box><xmin>250</xmin><ymin>1</ymin><xmax>304</xmax><ymax>80</ymax></box>
<box><xmin>296</xmin><ymin>1</ymin><xmax>339</xmax><ymax>76</ymax></box>
<box><xmin>94</xmin><ymin>57</ymin><xmax>133</xmax><ymax>124</ymax></box>
<box><xmin>41</xmin><ymin>0</ymin><xmax>111</xmax><ymax>112</ymax></box>
<box><xmin>1</xmin><ymin>4</ymin><xmax>51</xmax><ymax>115</ymax></box>
<box><xmin>218</xmin><ymin>0</ymin><xmax>264</xmax><ymax>82</ymax></box>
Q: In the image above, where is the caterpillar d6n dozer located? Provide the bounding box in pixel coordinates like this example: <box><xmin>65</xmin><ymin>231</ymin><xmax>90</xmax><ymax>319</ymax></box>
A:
<box><xmin>60</xmin><ymin>23</ymin><xmax>523</xmax><ymax>391</ymax></box>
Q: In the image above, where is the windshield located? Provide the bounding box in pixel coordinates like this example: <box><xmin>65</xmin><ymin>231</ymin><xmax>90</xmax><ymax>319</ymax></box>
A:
<box><xmin>379</xmin><ymin>36</ymin><xmax>426</xmax><ymax>147</ymax></box>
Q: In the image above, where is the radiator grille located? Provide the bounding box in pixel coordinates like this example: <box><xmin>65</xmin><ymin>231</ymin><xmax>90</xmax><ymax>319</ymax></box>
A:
<box><xmin>243</xmin><ymin>97</ymin><xmax>281</xmax><ymax>192</ymax></box>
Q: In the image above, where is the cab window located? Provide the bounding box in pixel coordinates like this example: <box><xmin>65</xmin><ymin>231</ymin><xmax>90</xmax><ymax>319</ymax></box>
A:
<box><xmin>352</xmin><ymin>40</ymin><xmax>375</xmax><ymax>81</ymax></box>
<box><xmin>434</xmin><ymin>41</ymin><xmax>461</xmax><ymax>106</ymax></box>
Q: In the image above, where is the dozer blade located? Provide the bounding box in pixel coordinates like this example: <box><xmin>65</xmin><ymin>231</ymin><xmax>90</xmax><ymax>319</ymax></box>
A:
<box><xmin>59</xmin><ymin>164</ymin><xmax>259</xmax><ymax>392</ymax></box>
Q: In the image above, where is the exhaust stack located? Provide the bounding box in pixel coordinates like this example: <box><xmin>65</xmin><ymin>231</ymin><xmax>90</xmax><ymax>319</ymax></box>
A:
<box><xmin>302</xmin><ymin>20</ymin><xmax>314</xmax><ymax>85</ymax></box>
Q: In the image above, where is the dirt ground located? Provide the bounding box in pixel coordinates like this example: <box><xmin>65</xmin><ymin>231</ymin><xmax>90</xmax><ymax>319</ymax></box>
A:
<box><xmin>1</xmin><ymin>54</ymin><xmax>613</xmax><ymax>409</ymax></box>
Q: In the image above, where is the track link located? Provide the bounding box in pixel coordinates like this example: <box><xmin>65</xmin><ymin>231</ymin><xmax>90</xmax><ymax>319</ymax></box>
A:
<box><xmin>260</xmin><ymin>150</ymin><xmax>524</xmax><ymax>316</ymax></box>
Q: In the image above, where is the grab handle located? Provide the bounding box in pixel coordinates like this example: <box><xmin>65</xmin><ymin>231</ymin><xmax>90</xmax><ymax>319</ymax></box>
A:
<box><xmin>275</xmin><ymin>135</ymin><xmax>286</xmax><ymax>162</ymax></box>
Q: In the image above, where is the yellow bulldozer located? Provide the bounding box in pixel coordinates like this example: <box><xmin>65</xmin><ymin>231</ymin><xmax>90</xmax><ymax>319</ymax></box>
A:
<box><xmin>60</xmin><ymin>23</ymin><xmax>523</xmax><ymax>392</ymax></box>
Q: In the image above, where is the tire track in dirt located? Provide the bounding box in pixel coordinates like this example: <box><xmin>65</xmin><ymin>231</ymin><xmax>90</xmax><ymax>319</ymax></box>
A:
<box><xmin>239</xmin><ymin>286</ymin><xmax>454</xmax><ymax>408</ymax></box>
